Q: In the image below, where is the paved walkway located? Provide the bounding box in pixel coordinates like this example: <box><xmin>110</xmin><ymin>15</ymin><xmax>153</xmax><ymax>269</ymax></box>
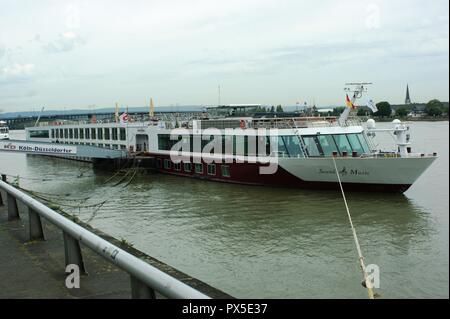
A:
<box><xmin>0</xmin><ymin>190</ymin><xmax>137</xmax><ymax>299</ymax></box>
<box><xmin>0</xmin><ymin>189</ymin><xmax>232</xmax><ymax>299</ymax></box>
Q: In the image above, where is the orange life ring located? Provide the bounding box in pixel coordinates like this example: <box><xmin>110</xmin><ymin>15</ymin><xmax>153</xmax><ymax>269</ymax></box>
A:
<box><xmin>239</xmin><ymin>120</ymin><xmax>246</xmax><ymax>129</ymax></box>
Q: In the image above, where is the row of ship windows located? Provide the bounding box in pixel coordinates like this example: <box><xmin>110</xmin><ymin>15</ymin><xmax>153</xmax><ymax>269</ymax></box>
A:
<box><xmin>157</xmin><ymin>159</ymin><xmax>231</xmax><ymax>177</ymax></box>
<box><xmin>29</xmin><ymin>128</ymin><xmax>127</xmax><ymax>141</ymax></box>
<box><xmin>55</xmin><ymin>141</ymin><xmax>127</xmax><ymax>150</ymax></box>
<box><xmin>157</xmin><ymin>133</ymin><xmax>371</xmax><ymax>158</ymax></box>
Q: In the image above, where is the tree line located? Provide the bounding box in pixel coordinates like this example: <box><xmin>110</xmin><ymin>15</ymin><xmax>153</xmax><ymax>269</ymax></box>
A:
<box><xmin>331</xmin><ymin>99</ymin><xmax>448</xmax><ymax>118</ymax></box>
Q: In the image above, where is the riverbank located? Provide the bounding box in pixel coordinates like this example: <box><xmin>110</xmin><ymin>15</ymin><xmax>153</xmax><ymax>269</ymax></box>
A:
<box><xmin>0</xmin><ymin>186</ymin><xmax>233</xmax><ymax>299</ymax></box>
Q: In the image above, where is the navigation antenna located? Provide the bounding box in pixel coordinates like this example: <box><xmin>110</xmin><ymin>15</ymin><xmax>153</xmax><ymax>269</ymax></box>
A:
<box><xmin>34</xmin><ymin>107</ymin><xmax>45</xmax><ymax>127</ymax></box>
<box><xmin>338</xmin><ymin>82</ymin><xmax>372</xmax><ymax>125</ymax></box>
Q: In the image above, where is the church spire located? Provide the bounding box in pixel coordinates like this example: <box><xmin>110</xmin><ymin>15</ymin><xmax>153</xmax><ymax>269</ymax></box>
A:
<box><xmin>405</xmin><ymin>84</ymin><xmax>411</xmax><ymax>104</ymax></box>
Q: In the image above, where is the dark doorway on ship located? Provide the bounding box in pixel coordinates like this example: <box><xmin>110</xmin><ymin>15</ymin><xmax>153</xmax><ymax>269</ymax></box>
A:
<box><xmin>136</xmin><ymin>134</ymin><xmax>149</xmax><ymax>152</ymax></box>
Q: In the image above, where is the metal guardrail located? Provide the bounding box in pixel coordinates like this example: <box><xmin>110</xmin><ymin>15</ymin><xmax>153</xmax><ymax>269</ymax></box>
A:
<box><xmin>0</xmin><ymin>175</ymin><xmax>210</xmax><ymax>299</ymax></box>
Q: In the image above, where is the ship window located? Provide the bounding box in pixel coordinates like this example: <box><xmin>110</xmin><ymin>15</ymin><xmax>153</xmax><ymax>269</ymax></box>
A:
<box><xmin>174</xmin><ymin>162</ymin><xmax>181</xmax><ymax>171</ymax></box>
<box><xmin>223</xmin><ymin>135</ymin><xmax>233</xmax><ymax>155</ymax></box>
<box><xmin>69</xmin><ymin>129</ymin><xmax>73</xmax><ymax>139</ymax></box>
<box><xmin>221</xmin><ymin>165</ymin><xmax>230</xmax><ymax>177</ymax></box>
<box><xmin>104</xmin><ymin>128</ymin><xmax>110</xmax><ymax>140</ymax></box>
<box><xmin>317</xmin><ymin>135</ymin><xmax>339</xmax><ymax>156</ymax></box>
<box><xmin>74</xmin><ymin>129</ymin><xmax>78</xmax><ymax>139</ymax></box>
<box><xmin>91</xmin><ymin>128</ymin><xmax>96</xmax><ymax>139</ymax></box>
<box><xmin>59</xmin><ymin>128</ymin><xmax>63</xmax><ymax>138</ymax></box>
<box><xmin>105</xmin><ymin>144</ymin><xmax>110</xmax><ymax>149</ymax></box>
<box><xmin>79</xmin><ymin>128</ymin><xmax>84</xmax><ymax>139</ymax></box>
<box><xmin>357</xmin><ymin>134</ymin><xmax>370</xmax><ymax>154</ymax></box>
<box><xmin>302</xmin><ymin>136</ymin><xmax>322</xmax><ymax>157</ymax></box>
<box><xmin>64</xmin><ymin>129</ymin><xmax>68</xmax><ymax>138</ymax></box>
<box><xmin>332</xmin><ymin>135</ymin><xmax>352</xmax><ymax>154</ymax></box>
<box><xmin>29</xmin><ymin>130</ymin><xmax>50</xmax><ymax>138</ymax></box>
<box><xmin>120</xmin><ymin>145</ymin><xmax>126</xmax><ymax>150</ymax></box>
<box><xmin>55</xmin><ymin>129</ymin><xmax>59</xmax><ymax>139</ymax></box>
<box><xmin>112</xmin><ymin>144</ymin><xmax>118</xmax><ymax>149</ymax></box>
<box><xmin>98</xmin><ymin>128</ymin><xmax>103</xmax><ymax>140</ymax></box>
<box><xmin>184</xmin><ymin>162</ymin><xmax>192</xmax><ymax>172</ymax></box>
<box><xmin>51</xmin><ymin>129</ymin><xmax>55</xmax><ymax>138</ymax></box>
<box><xmin>112</xmin><ymin>128</ymin><xmax>118</xmax><ymax>140</ymax></box>
<box><xmin>283</xmin><ymin>136</ymin><xmax>304</xmax><ymax>157</ymax></box>
<box><xmin>120</xmin><ymin>128</ymin><xmax>126</xmax><ymax>140</ymax></box>
<box><xmin>98</xmin><ymin>144</ymin><xmax>103</xmax><ymax>148</ymax></box>
<box><xmin>207</xmin><ymin>164</ymin><xmax>216</xmax><ymax>176</ymax></box>
<box><xmin>195</xmin><ymin>163</ymin><xmax>203</xmax><ymax>174</ymax></box>
<box><xmin>346</xmin><ymin>134</ymin><xmax>364</xmax><ymax>155</ymax></box>
<box><xmin>85</xmin><ymin>128</ymin><xmax>90</xmax><ymax>139</ymax></box>
<box><xmin>164</xmin><ymin>159</ymin><xmax>171</xmax><ymax>169</ymax></box>
<box><xmin>277</xmin><ymin>137</ymin><xmax>288</xmax><ymax>157</ymax></box>
<box><xmin>234</xmin><ymin>135</ymin><xmax>246</xmax><ymax>156</ymax></box>
<box><xmin>158</xmin><ymin>134</ymin><xmax>182</xmax><ymax>151</ymax></box>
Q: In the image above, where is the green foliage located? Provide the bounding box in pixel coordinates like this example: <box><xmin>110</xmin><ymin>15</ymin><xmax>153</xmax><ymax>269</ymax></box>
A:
<box><xmin>374</xmin><ymin>101</ymin><xmax>392</xmax><ymax>117</ymax></box>
<box><xmin>357</xmin><ymin>107</ymin><xmax>371</xmax><ymax>116</ymax></box>
<box><xmin>270</xmin><ymin>106</ymin><xmax>275</xmax><ymax>113</ymax></box>
<box><xmin>425</xmin><ymin>99</ymin><xmax>444</xmax><ymax>116</ymax></box>
<box><xmin>395</xmin><ymin>107</ymin><xmax>408</xmax><ymax>117</ymax></box>
<box><xmin>276</xmin><ymin>105</ymin><xmax>284</xmax><ymax>112</ymax></box>
<box><xmin>11</xmin><ymin>175</ymin><xmax>20</xmax><ymax>187</ymax></box>
<box><xmin>120</xmin><ymin>237</ymin><xmax>134</xmax><ymax>248</ymax></box>
<box><xmin>332</xmin><ymin>107</ymin><xmax>345</xmax><ymax>116</ymax></box>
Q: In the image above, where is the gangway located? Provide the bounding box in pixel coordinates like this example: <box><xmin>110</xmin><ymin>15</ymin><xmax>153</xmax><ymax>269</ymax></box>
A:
<box><xmin>0</xmin><ymin>139</ymin><xmax>128</xmax><ymax>159</ymax></box>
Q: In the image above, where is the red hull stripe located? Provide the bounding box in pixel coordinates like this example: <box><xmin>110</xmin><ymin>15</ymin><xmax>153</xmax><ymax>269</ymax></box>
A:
<box><xmin>152</xmin><ymin>155</ymin><xmax>411</xmax><ymax>193</ymax></box>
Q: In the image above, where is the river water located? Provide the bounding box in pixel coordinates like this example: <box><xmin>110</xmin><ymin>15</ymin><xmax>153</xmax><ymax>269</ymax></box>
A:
<box><xmin>0</xmin><ymin>121</ymin><xmax>448</xmax><ymax>298</ymax></box>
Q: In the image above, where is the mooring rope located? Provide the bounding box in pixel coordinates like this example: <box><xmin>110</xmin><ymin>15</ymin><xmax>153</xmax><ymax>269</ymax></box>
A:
<box><xmin>331</xmin><ymin>156</ymin><xmax>375</xmax><ymax>299</ymax></box>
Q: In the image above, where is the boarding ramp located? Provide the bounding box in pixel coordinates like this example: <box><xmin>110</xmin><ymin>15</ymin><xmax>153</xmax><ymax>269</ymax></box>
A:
<box><xmin>0</xmin><ymin>139</ymin><xmax>128</xmax><ymax>159</ymax></box>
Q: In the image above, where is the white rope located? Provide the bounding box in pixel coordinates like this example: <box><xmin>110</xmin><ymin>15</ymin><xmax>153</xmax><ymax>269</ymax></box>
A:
<box><xmin>331</xmin><ymin>156</ymin><xmax>374</xmax><ymax>299</ymax></box>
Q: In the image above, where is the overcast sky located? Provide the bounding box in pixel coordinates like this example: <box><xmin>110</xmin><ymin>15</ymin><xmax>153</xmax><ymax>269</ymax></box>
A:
<box><xmin>0</xmin><ymin>0</ymin><xmax>448</xmax><ymax>112</ymax></box>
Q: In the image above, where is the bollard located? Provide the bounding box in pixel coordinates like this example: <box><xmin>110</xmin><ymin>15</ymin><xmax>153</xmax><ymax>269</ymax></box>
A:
<box><xmin>29</xmin><ymin>208</ymin><xmax>45</xmax><ymax>241</ymax></box>
<box><xmin>7</xmin><ymin>193</ymin><xmax>20</xmax><ymax>221</ymax></box>
<box><xmin>130</xmin><ymin>275</ymin><xmax>156</xmax><ymax>299</ymax></box>
<box><xmin>63</xmin><ymin>231</ymin><xmax>86</xmax><ymax>274</ymax></box>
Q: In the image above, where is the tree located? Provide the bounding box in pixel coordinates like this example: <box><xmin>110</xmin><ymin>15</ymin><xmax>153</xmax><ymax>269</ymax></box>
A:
<box><xmin>332</xmin><ymin>107</ymin><xmax>345</xmax><ymax>116</ymax></box>
<box><xmin>276</xmin><ymin>105</ymin><xmax>284</xmax><ymax>112</ymax></box>
<box><xmin>357</xmin><ymin>107</ymin><xmax>371</xmax><ymax>116</ymax></box>
<box><xmin>425</xmin><ymin>99</ymin><xmax>444</xmax><ymax>116</ymax></box>
<box><xmin>270</xmin><ymin>106</ymin><xmax>275</xmax><ymax>113</ymax></box>
<box><xmin>374</xmin><ymin>101</ymin><xmax>392</xmax><ymax>117</ymax></box>
<box><xmin>395</xmin><ymin>107</ymin><xmax>408</xmax><ymax>117</ymax></box>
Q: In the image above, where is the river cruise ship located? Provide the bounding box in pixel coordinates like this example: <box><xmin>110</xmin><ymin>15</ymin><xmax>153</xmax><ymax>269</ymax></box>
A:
<box><xmin>24</xmin><ymin>108</ymin><xmax>437</xmax><ymax>193</ymax></box>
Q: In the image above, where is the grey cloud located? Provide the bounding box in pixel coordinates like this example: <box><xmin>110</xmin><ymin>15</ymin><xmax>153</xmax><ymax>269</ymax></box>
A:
<box><xmin>43</xmin><ymin>32</ymin><xmax>86</xmax><ymax>54</ymax></box>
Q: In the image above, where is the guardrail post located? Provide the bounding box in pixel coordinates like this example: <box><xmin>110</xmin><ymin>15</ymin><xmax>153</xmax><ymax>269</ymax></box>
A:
<box><xmin>0</xmin><ymin>174</ymin><xmax>6</xmax><ymax>206</ymax></box>
<box><xmin>130</xmin><ymin>276</ymin><xmax>156</xmax><ymax>299</ymax></box>
<box><xmin>63</xmin><ymin>232</ymin><xmax>86</xmax><ymax>274</ymax></box>
<box><xmin>28</xmin><ymin>208</ymin><xmax>45</xmax><ymax>241</ymax></box>
<box><xmin>7</xmin><ymin>193</ymin><xmax>20</xmax><ymax>221</ymax></box>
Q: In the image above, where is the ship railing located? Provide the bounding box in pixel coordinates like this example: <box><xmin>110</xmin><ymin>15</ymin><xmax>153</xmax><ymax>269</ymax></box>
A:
<box><xmin>248</xmin><ymin>117</ymin><xmax>364</xmax><ymax>130</ymax></box>
<box><xmin>0</xmin><ymin>176</ymin><xmax>210</xmax><ymax>299</ymax></box>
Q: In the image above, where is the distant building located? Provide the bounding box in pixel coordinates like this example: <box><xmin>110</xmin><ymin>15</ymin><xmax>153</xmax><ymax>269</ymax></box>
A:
<box><xmin>405</xmin><ymin>84</ymin><xmax>411</xmax><ymax>104</ymax></box>
<box><xmin>317</xmin><ymin>108</ymin><xmax>334</xmax><ymax>116</ymax></box>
